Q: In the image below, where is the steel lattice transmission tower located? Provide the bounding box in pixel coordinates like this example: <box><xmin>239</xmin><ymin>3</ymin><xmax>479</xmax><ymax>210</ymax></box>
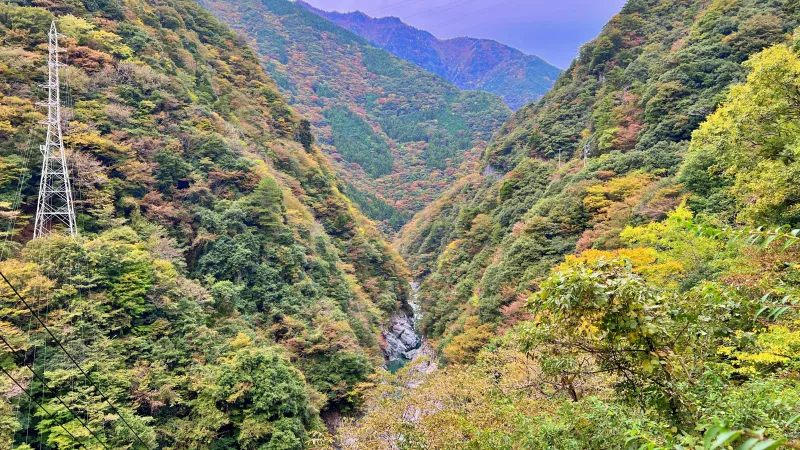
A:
<box><xmin>33</xmin><ymin>21</ymin><xmax>77</xmax><ymax>238</ymax></box>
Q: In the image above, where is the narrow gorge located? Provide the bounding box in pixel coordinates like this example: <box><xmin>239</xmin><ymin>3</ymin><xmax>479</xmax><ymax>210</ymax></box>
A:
<box><xmin>2</xmin><ymin>0</ymin><xmax>800</xmax><ymax>448</ymax></box>
<box><xmin>382</xmin><ymin>282</ymin><xmax>437</xmax><ymax>373</ymax></box>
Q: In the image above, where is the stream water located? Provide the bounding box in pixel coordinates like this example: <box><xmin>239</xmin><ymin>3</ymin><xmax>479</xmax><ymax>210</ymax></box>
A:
<box><xmin>323</xmin><ymin>283</ymin><xmax>432</xmax><ymax>436</ymax></box>
<box><xmin>383</xmin><ymin>281</ymin><xmax>424</xmax><ymax>372</ymax></box>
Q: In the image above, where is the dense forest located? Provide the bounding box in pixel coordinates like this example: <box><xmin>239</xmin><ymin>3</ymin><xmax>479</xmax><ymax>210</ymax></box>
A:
<box><xmin>0</xmin><ymin>0</ymin><xmax>409</xmax><ymax>448</ymax></box>
<box><xmin>298</xmin><ymin>1</ymin><xmax>562</xmax><ymax>110</ymax></box>
<box><xmin>196</xmin><ymin>0</ymin><xmax>511</xmax><ymax>233</ymax></box>
<box><xmin>379</xmin><ymin>0</ymin><xmax>800</xmax><ymax>447</ymax></box>
<box><xmin>3</xmin><ymin>0</ymin><xmax>800</xmax><ymax>448</ymax></box>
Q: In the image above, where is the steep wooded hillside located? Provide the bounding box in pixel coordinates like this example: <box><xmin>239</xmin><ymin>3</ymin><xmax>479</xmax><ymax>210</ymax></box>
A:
<box><xmin>299</xmin><ymin>1</ymin><xmax>563</xmax><ymax>110</ymax></box>
<box><xmin>196</xmin><ymin>0</ymin><xmax>511</xmax><ymax>233</ymax></box>
<box><xmin>374</xmin><ymin>0</ymin><xmax>800</xmax><ymax>446</ymax></box>
<box><xmin>401</xmin><ymin>0</ymin><xmax>799</xmax><ymax>341</ymax></box>
<box><xmin>0</xmin><ymin>1</ymin><xmax>409</xmax><ymax>448</ymax></box>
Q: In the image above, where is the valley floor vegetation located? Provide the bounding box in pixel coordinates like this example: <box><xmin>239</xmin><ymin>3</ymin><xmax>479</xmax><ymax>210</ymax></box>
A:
<box><xmin>339</xmin><ymin>206</ymin><xmax>800</xmax><ymax>448</ymax></box>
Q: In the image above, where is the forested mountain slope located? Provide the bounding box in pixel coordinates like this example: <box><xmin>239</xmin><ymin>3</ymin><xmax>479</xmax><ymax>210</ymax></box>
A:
<box><xmin>0</xmin><ymin>0</ymin><xmax>409</xmax><ymax>448</ymax></box>
<box><xmin>196</xmin><ymin>0</ymin><xmax>511</xmax><ymax>233</ymax></box>
<box><xmin>401</xmin><ymin>0</ymin><xmax>799</xmax><ymax>344</ymax></box>
<box><xmin>366</xmin><ymin>0</ymin><xmax>800</xmax><ymax>446</ymax></box>
<box><xmin>298</xmin><ymin>1</ymin><xmax>562</xmax><ymax>110</ymax></box>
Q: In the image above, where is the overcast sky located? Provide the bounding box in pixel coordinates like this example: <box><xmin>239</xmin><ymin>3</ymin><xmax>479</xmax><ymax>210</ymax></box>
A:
<box><xmin>299</xmin><ymin>0</ymin><xmax>628</xmax><ymax>68</ymax></box>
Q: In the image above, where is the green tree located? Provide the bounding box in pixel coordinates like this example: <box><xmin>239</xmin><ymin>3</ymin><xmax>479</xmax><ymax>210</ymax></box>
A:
<box><xmin>211</xmin><ymin>346</ymin><xmax>311</xmax><ymax>450</ymax></box>
<box><xmin>687</xmin><ymin>44</ymin><xmax>800</xmax><ymax>226</ymax></box>
<box><xmin>245</xmin><ymin>176</ymin><xmax>285</xmax><ymax>230</ymax></box>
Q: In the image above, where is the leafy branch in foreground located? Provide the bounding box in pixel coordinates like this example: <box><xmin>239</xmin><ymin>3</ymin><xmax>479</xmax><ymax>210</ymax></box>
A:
<box><xmin>693</xmin><ymin>224</ymin><xmax>800</xmax><ymax>251</ymax></box>
<box><xmin>689</xmin><ymin>223</ymin><xmax>800</xmax><ymax>322</ymax></box>
<box><xmin>700</xmin><ymin>416</ymin><xmax>800</xmax><ymax>450</ymax></box>
<box><xmin>755</xmin><ymin>293</ymin><xmax>800</xmax><ymax>323</ymax></box>
<box><xmin>626</xmin><ymin>415</ymin><xmax>800</xmax><ymax>450</ymax></box>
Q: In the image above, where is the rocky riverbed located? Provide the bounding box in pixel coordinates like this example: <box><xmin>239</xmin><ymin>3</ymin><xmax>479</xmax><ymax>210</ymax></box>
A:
<box><xmin>325</xmin><ymin>283</ymin><xmax>436</xmax><ymax>437</ymax></box>
<box><xmin>383</xmin><ymin>281</ymin><xmax>434</xmax><ymax>372</ymax></box>
<box><xmin>383</xmin><ymin>312</ymin><xmax>421</xmax><ymax>368</ymax></box>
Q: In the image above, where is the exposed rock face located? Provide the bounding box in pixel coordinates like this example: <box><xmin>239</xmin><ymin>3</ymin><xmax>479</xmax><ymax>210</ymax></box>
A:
<box><xmin>383</xmin><ymin>312</ymin><xmax>421</xmax><ymax>362</ymax></box>
<box><xmin>383</xmin><ymin>281</ymin><xmax>428</xmax><ymax>370</ymax></box>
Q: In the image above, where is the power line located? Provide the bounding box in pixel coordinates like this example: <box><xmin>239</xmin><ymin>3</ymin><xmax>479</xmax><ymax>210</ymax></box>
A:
<box><xmin>0</xmin><ymin>335</ymin><xmax>110</xmax><ymax>450</ymax></box>
<box><xmin>401</xmin><ymin>0</ymin><xmax>482</xmax><ymax>21</ymax></box>
<box><xmin>0</xmin><ymin>365</ymin><xmax>87</xmax><ymax>450</ymax></box>
<box><xmin>0</xmin><ymin>270</ymin><xmax>153</xmax><ymax>450</ymax></box>
<box><xmin>422</xmin><ymin>0</ymin><xmax>522</xmax><ymax>31</ymax></box>
<box><xmin>60</xmin><ymin>44</ymin><xmax>101</xmax><ymax>444</ymax></box>
<box><xmin>0</xmin><ymin>127</ymin><xmax>35</xmax><ymax>260</ymax></box>
<box><xmin>365</xmin><ymin>0</ymin><xmax>428</xmax><ymax>16</ymax></box>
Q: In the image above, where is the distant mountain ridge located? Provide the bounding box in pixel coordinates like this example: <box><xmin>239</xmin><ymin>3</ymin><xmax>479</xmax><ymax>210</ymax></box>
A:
<box><xmin>198</xmin><ymin>0</ymin><xmax>510</xmax><ymax>233</ymax></box>
<box><xmin>298</xmin><ymin>1</ymin><xmax>562</xmax><ymax>110</ymax></box>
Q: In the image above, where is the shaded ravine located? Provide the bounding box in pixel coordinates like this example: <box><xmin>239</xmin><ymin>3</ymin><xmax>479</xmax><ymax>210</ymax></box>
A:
<box><xmin>383</xmin><ymin>281</ymin><xmax>435</xmax><ymax>372</ymax></box>
<box><xmin>324</xmin><ymin>283</ymin><xmax>435</xmax><ymax>435</ymax></box>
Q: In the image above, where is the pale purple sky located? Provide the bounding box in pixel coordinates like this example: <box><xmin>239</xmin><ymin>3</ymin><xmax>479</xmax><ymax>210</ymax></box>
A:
<box><xmin>299</xmin><ymin>0</ymin><xmax>628</xmax><ymax>68</ymax></box>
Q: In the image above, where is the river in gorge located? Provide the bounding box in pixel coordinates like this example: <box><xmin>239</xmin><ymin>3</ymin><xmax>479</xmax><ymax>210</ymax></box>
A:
<box><xmin>383</xmin><ymin>281</ymin><xmax>434</xmax><ymax>373</ymax></box>
<box><xmin>322</xmin><ymin>282</ymin><xmax>435</xmax><ymax>434</ymax></box>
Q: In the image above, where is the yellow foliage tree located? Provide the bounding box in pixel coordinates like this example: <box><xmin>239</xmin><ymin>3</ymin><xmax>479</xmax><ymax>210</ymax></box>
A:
<box><xmin>442</xmin><ymin>316</ymin><xmax>494</xmax><ymax>364</ymax></box>
<box><xmin>687</xmin><ymin>44</ymin><xmax>800</xmax><ymax>225</ymax></box>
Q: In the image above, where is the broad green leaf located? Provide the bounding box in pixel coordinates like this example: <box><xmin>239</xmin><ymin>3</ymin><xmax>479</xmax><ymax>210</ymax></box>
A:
<box><xmin>625</xmin><ymin>435</ymin><xmax>643</xmax><ymax>447</ymax></box>
<box><xmin>751</xmin><ymin>439</ymin><xmax>784</xmax><ymax>450</ymax></box>
<box><xmin>710</xmin><ymin>430</ymin><xmax>742</xmax><ymax>449</ymax></box>
<box><xmin>760</xmin><ymin>234</ymin><xmax>778</xmax><ymax>248</ymax></box>
<box><xmin>736</xmin><ymin>438</ymin><xmax>760</xmax><ymax>450</ymax></box>
<box><xmin>771</xmin><ymin>306</ymin><xmax>789</xmax><ymax>320</ymax></box>
<box><xmin>705</xmin><ymin>425</ymin><xmax>723</xmax><ymax>449</ymax></box>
